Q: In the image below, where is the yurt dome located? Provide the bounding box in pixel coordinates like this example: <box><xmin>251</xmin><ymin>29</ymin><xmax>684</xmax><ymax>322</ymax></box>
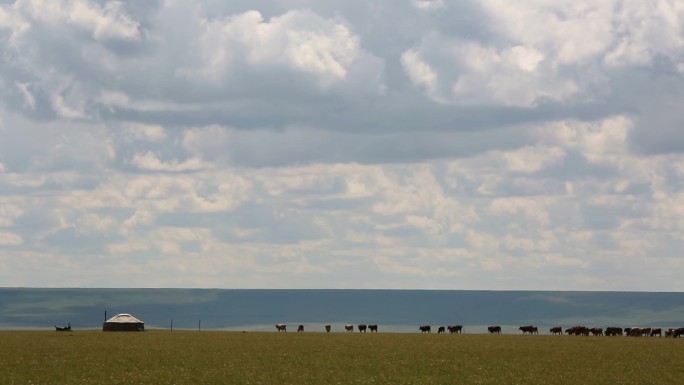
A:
<box><xmin>102</xmin><ymin>313</ymin><xmax>144</xmax><ymax>332</ymax></box>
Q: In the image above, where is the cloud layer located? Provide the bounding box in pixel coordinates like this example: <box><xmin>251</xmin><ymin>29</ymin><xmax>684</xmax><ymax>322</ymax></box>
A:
<box><xmin>1</xmin><ymin>0</ymin><xmax>684</xmax><ymax>290</ymax></box>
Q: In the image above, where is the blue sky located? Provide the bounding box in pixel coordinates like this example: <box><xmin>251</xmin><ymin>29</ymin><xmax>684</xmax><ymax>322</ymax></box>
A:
<box><xmin>1</xmin><ymin>0</ymin><xmax>684</xmax><ymax>290</ymax></box>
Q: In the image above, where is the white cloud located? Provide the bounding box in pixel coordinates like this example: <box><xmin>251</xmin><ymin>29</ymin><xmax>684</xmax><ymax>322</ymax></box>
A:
<box><xmin>188</xmin><ymin>9</ymin><xmax>364</xmax><ymax>84</ymax></box>
<box><xmin>0</xmin><ymin>231</ymin><xmax>23</xmax><ymax>245</ymax></box>
<box><xmin>401</xmin><ymin>49</ymin><xmax>439</xmax><ymax>101</ymax></box>
<box><xmin>0</xmin><ymin>205</ymin><xmax>24</xmax><ymax>227</ymax></box>
<box><xmin>502</xmin><ymin>145</ymin><xmax>566</xmax><ymax>173</ymax></box>
<box><xmin>543</xmin><ymin>115</ymin><xmax>632</xmax><ymax>165</ymax></box>
<box><xmin>403</xmin><ymin>37</ymin><xmax>580</xmax><ymax>106</ymax></box>
<box><xmin>14</xmin><ymin>82</ymin><xmax>36</xmax><ymax>110</ymax></box>
<box><xmin>489</xmin><ymin>197</ymin><xmax>553</xmax><ymax>225</ymax></box>
<box><xmin>182</xmin><ymin>125</ymin><xmax>229</xmax><ymax>155</ymax></box>
<box><xmin>124</xmin><ymin>123</ymin><xmax>167</xmax><ymax>142</ymax></box>
<box><xmin>412</xmin><ymin>0</ymin><xmax>445</xmax><ymax>11</ymax></box>
<box><xmin>130</xmin><ymin>152</ymin><xmax>213</xmax><ymax>172</ymax></box>
<box><xmin>15</xmin><ymin>0</ymin><xmax>140</xmax><ymax>41</ymax></box>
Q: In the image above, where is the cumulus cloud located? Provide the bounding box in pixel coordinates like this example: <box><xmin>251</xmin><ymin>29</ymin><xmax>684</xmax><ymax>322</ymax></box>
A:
<box><xmin>124</xmin><ymin>123</ymin><xmax>167</xmax><ymax>142</ymax></box>
<box><xmin>130</xmin><ymin>152</ymin><xmax>213</xmax><ymax>172</ymax></box>
<box><xmin>0</xmin><ymin>231</ymin><xmax>23</xmax><ymax>245</ymax></box>
<box><xmin>13</xmin><ymin>0</ymin><xmax>141</xmax><ymax>41</ymax></box>
<box><xmin>191</xmin><ymin>10</ymin><xmax>359</xmax><ymax>81</ymax></box>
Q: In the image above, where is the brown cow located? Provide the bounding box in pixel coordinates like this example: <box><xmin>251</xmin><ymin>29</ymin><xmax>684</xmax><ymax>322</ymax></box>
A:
<box><xmin>650</xmin><ymin>328</ymin><xmax>662</xmax><ymax>337</ymax></box>
<box><xmin>629</xmin><ymin>327</ymin><xmax>651</xmax><ymax>337</ymax></box>
<box><xmin>297</xmin><ymin>325</ymin><xmax>304</xmax><ymax>332</ymax></box>
<box><xmin>345</xmin><ymin>324</ymin><xmax>354</xmax><ymax>332</ymax></box>
<box><xmin>565</xmin><ymin>326</ymin><xmax>589</xmax><ymax>335</ymax></box>
<box><xmin>358</xmin><ymin>324</ymin><xmax>367</xmax><ymax>333</ymax></box>
<box><xmin>437</xmin><ymin>326</ymin><xmax>445</xmax><ymax>333</ymax></box>
<box><xmin>519</xmin><ymin>325</ymin><xmax>537</xmax><ymax>334</ymax></box>
<box><xmin>324</xmin><ymin>324</ymin><xmax>331</xmax><ymax>333</ymax></box>
<box><xmin>369</xmin><ymin>324</ymin><xmax>378</xmax><ymax>333</ymax></box>
<box><xmin>419</xmin><ymin>325</ymin><xmax>431</xmax><ymax>333</ymax></box>
<box><xmin>488</xmin><ymin>325</ymin><xmax>501</xmax><ymax>334</ymax></box>
<box><xmin>550</xmin><ymin>326</ymin><xmax>563</xmax><ymax>335</ymax></box>
<box><xmin>275</xmin><ymin>324</ymin><xmax>286</xmax><ymax>332</ymax></box>
<box><xmin>447</xmin><ymin>325</ymin><xmax>463</xmax><ymax>334</ymax></box>
<box><xmin>589</xmin><ymin>327</ymin><xmax>603</xmax><ymax>336</ymax></box>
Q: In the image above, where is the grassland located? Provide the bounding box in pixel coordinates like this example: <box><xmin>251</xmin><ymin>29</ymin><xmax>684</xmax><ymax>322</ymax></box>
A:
<box><xmin>0</xmin><ymin>330</ymin><xmax>683</xmax><ymax>384</ymax></box>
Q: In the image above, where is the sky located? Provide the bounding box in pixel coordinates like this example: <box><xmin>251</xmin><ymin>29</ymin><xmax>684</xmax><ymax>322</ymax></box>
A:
<box><xmin>1</xmin><ymin>0</ymin><xmax>684</xmax><ymax>290</ymax></box>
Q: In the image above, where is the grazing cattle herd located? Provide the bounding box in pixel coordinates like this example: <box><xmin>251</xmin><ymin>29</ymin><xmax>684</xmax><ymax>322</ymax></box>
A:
<box><xmin>273</xmin><ymin>323</ymin><xmax>684</xmax><ymax>337</ymax></box>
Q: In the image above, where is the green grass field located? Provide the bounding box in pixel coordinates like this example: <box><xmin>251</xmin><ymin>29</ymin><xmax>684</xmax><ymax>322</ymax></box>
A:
<box><xmin>0</xmin><ymin>330</ymin><xmax>682</xmax><ymax>384</ymax></box>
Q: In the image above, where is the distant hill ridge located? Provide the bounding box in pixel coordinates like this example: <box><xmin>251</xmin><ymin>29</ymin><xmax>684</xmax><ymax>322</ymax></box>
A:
<box><xmin>1</xmin><ymin>288</ymin><xmax>683</xmax><ymax>331</ymax></box>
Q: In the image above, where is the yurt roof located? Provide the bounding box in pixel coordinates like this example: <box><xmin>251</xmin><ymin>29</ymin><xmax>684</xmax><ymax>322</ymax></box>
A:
<box><xmin>105</xmin><ymin>313</ymin><xmax>144</xmax><ymax>323</ymax></box>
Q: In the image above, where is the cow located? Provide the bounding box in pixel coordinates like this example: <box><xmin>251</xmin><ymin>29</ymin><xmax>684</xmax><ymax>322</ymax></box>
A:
<box><xmin>650</xmin><ymin>328</ymin><xmax>662</xmax><ymax>337</ymax></box>
<box><xmin>519</xmin><ymin>325</ymin><xmax>537</xmax><ymax>335</ymax></box>
<box><xmin>358</xmin><ymin>324</ymin><xmax>367</xmax><ymax>333</ymax></box>
<box><xmin>297</xmin><ymin>325</ymin><xmax>304</xmax><ymax>332</ymax></box>
<box><xmin>325</xmin><ymin>324</ymin><xmax>331</xmax><ymax>333</ymax></box>
<box><xmin>369</xmin><ymin>324</ymin><xmax>378</xmax><ymax>333</ymax></box>
<box><xmin>447</xmin><ymin>325</ymin><xmax>463</xmax><ymax>334</ymax></box>
<box><xmin>275</xmin><ymin>324</ymin><xmax>287</xmax><ymax>332</ymax></box>
<box><xmin>674</xmin><ymin>327</ymin><xmax>684</xmax><ymax>338</ymax></box>
<box><xmin>488</xmin><ymin>326</ymin><xmax>501</xmax><ymax>334</ymax></box>
<box><xmin>605</xmin><ymin>327</ymin><xmax>623</xmax><ymax>336</ymax></box>
<box><xmin>629</xmin><ymin>327</ymin><xmax>651</xmax><ymax>337</ymax></box>
<box><xmin>589</xmin><ymin>327</ymin><xmax>603</xmax><ymax>336</ymax></box>
<box><xmin>419</xmin><ymin>325</ymin><xmax>431</xmax><ymax>333</ymax></box>
<box><xmin>550</xmin><ymin>326</ymin><xmax>563</xmax><ymax>335</ymax></box>
<box><xmin>345</xmin><ymin>324</ymin><xmax>354</xmax><ymax>332</ymax></box>
<box><xmin>437</xmin><ymin>326</ymin><xmax>445</xmax><ymax>334</ymax></box>
<box><xmin>565</xmin><ymin>326</ymin><xmax>589</xmax><ymax>336</ymax></box>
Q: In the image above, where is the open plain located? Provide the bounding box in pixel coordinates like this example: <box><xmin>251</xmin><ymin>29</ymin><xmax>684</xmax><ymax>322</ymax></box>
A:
<box><xmin>0</xmin><ymin>330</ymin><xmax>682</xmax><ymax>384</ymax></box>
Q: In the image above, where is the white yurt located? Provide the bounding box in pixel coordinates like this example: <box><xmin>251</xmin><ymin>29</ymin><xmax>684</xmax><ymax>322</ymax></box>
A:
<box><xmin>102</xmin><ymin>313</ymin><xmax>145</xmax><ymax>332</ymax></box>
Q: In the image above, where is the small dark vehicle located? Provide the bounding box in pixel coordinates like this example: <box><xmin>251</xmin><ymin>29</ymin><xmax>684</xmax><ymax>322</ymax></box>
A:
<box><xmin>55</xmin><ymin>323</ymin><xmax>71</xmax><ymax>332</ymax></box>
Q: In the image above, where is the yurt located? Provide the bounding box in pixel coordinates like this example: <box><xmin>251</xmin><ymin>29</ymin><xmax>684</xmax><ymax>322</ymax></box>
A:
<box><xmin>102</xmin><ymin>313</ymin><xmax>145</xmax><ymax>332</ymax></box>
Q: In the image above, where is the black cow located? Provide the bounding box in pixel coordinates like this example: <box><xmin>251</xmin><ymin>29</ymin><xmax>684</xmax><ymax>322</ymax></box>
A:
<box><xmin>369</xmin><ymin>324</ymin><xmax>378</xmax><ymax>333</ymax></box>
<box><xmin>519</xmin><ymin>325</ymin><xmax>537</xmax><ymax>334</ymax></box>
<box><xmin>419</xmin><ymin>325</ymin><xmax>431</xmax><ymax>333</ymax></box>
<box><xmin>297</xmin><ymin>325</ymin><xmax>304</xmax><ymax>332</ymax></box>
<box><xmin>324</xmin><ymin>324</ymin><xmax>331</xmax><ymax>333</ymax></box>
<box><xmin>488</xmin><ymin>325</ymin><xmax>502</xmax><ymax>334</ymax></box>
<box><xmin>345</xmin><ymin>324</ymin><xmax>354</xmax><ymax>332</ymax></box>
<box><xmin>437</xmin><ymin>326</ymin><xmax>445</xmax><ymax>333</ymax></box>
<box><xmin>275</xmin><ymin>324</ymin><xmax>287</xmax><ymax>332</ymax></box>
<box><xmin>358</xmin><ymin>324</ymin><xmax>367</xmax><ymax>333</ymax></box>
<box><xmin>550</xmin><ymin>326</ymin><xmax>562</xmax><ymax>335</ymax></box>
<box><xmin>448</xmin><ymin>325</ymin><xmax>463</xmax><ymax>334</ymax></box>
